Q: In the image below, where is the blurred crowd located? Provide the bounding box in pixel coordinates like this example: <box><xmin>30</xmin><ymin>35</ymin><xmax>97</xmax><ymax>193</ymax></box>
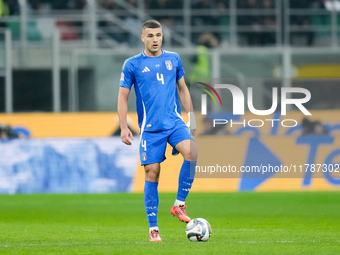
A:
<box><xmin>0</xmin><ymin>0</ymin><xmax>333</xmax><ymax>47</ymax></box>
<box><xmin>98</xmin><ymin>0</ymin><xmax>331</xmax><ymax>47</ymax></box>
<box><xmin>28</xmin><ymin>0</ymin><xmax>87</xmax><ymax>10</ymax></box>
<box><xmin>0</xmin><ymin>0</ymin><xmax>87</xmax><ymax>15</ymax></box>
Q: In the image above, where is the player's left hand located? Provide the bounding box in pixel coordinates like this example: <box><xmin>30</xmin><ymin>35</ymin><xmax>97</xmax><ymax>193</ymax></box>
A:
<box><xmin>121</xmin><ymin>127</ymin><xmax>134</xmax><ymax>145</ymax></box>
<box><xmin>186</xmin><ymin>112</ymin><xmax>196</xmax><ymax>136</ymax></box>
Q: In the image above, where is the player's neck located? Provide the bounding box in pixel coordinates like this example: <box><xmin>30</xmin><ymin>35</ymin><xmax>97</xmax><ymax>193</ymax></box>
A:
<box><xmin>144</xmin><ymin>49</ymin><xmax>162</xmax><ymax>57</ymax></box>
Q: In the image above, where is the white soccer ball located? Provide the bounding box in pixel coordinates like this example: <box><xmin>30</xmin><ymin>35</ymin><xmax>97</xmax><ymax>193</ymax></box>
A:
<box><xmin>185</xmin><ymin>218</ymin><xmax>212</xmax><ymax>242</ymax></box>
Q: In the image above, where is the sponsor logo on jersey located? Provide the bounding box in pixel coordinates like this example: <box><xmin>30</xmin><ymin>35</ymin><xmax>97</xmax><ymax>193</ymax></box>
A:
<box><xmin>165</xmin><ymin>60</ymin><xmax>172</xmax><ymax>70</ymax></box>
<box><xmin>142</xmin><ymin>67</ymin><xmax>151</xmax><ymax>73</ymax></box>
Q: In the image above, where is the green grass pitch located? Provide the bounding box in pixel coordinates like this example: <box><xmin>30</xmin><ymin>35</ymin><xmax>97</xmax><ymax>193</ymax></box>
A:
<box><xmin>0</xmin><ymin>191</ymin><xmax>339</xmax><ymax>255</ymax></box>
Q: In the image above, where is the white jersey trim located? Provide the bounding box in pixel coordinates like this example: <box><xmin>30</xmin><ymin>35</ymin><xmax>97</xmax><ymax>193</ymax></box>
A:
<box><xmin>163</xmin><ymin>50</ymin><xmax>178</xmax><ymax>55</ymax></box>
<box><xmin>174</xmin><ymin>100</ymin><xmax>183</xmax><ymax>121</ymax></box>
<box><xmin>139</xmin><ymin>100</ymin><xmax>147</xmax><ymax>143</ymax></box>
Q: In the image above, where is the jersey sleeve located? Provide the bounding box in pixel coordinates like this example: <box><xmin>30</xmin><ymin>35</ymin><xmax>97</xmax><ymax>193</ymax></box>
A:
<box><xmin>176</xmin><ymin>55</ymin><xmax>185</xmax><ymax>81</ymax></box>
<box><xmin>119</xmin><ymin>59</ymin><xmax>135</xmax><ymax>89</ymax></box>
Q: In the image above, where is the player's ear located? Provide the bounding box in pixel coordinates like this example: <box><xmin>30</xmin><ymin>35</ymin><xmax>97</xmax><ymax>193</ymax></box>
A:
<box><xmin>141</xmin><ymin>34</ymin><xmax>144</xmax><ymax>43</ymax></box>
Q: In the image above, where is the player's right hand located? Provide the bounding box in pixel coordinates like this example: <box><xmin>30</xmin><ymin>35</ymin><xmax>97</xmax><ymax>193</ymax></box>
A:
<box><xmin>121</xmin><ymin>128</ymin><xmax>134</xmax><ymax>145</ymax></box>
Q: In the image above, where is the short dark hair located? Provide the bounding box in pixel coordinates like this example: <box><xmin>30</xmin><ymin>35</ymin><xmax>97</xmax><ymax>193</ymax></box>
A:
<box><xmin>142</xmin><ymin>20</ymin><xmax>162</xmax><ymax>31</ymax></box>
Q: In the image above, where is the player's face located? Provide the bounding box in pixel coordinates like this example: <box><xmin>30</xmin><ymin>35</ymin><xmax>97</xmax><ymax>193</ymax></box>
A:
<box><xmin>141</xmin><ymin>27</ymin><xmax>163</xmax><ymax>56</ymax></box>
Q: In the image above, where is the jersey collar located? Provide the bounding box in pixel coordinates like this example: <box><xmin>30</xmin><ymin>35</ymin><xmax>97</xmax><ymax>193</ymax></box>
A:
<box><xmin>142</xmin><ymin>50</ymin><xmax>164</xmax><ymax>57</ymax></box>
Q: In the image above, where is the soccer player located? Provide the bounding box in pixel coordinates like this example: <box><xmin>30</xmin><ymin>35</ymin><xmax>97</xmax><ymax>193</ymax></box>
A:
<box><xmin>118</xmin><ymin>20</ymin><xmax>198</xmax><ymax>242</ymax></box>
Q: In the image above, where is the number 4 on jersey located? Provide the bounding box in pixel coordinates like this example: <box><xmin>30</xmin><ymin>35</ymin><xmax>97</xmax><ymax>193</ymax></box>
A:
<box><xmin>157</xmin><ymin>73</ymin><xmax>164</xmax><ymax>85</ymax></box>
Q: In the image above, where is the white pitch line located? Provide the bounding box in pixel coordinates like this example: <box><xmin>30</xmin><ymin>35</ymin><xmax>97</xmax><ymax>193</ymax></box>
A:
<box><xmin>237</xmin><ymin>240</ymin><xmax>294</xmax><ymax>244</ymax></box>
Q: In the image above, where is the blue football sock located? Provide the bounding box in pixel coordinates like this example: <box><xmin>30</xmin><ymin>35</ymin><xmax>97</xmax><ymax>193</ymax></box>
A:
<box><xmin>176</xmin><ymin>160</ymin><xmax>196</xmax><ymax>202</ymax></box>
<box><xmin>144</xmin><ymin>180</ymin><xmax>159</xmax><ymax>228</ymax></box>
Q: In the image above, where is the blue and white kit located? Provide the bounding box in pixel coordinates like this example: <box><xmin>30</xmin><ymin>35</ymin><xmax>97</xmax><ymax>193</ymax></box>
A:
<box><xmin>119</xmin><ymin>50</ymin><xmax>192</xmax><ymax>165</ymax></box>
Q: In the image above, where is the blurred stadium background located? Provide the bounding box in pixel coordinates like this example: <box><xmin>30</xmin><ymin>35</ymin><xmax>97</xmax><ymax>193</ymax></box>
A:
<box><xmin>0</xmin><ymin>0</ymin><xmax>340</xmax><ymax>194</ymax></box>
<box><xmin>1</xmin><ymin>1</ymin><xmax>340</xmax><ymax>254</ymax></box>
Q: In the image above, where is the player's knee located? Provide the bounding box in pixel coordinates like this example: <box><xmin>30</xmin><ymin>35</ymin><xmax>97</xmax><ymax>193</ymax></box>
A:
<box><xmin>145</xmin><ymin>171</ymin><xmax>159</xmax><ymax>182</ymax></box>
<box><xmin>190</xmin><ymin>149</ymin><xmax>198</xmax><ymax>161</ymax></box>
<box><xmin>144</xmin><ymin>165</ymin><xmax>160</xmax><ymax>182</ymax></box>
<box><xmin>183</xmin><ymin>148</ymin><xmax>198</xmax><ymax>162</ymax></box>
<box><xmin>191</xmin><ymin>149</ymin><xmax>198</xmax><ymax>161</ymax></box>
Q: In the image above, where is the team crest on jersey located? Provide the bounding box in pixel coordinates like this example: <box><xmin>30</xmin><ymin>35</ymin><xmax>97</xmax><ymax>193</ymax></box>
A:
<box><xmin>142</xmin><ymin>152</ymin><xmax>147</xmax><ymax>161</ymax></box>
<box><xmin>165</xmin><ymin>60</ymin><xmax>173</xmax><ymax>70</ymax></box>
<box><xmin>120</xmin><ymin>72</ymin><xmax>124</xmax><ymax>81</ymax></box>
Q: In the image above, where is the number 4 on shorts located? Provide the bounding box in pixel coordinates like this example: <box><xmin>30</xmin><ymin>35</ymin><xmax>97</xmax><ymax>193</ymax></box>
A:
<box><xmin>141</xmin><ymin>139</ymin><xmax>147</xmax><ymax>151</ymax></box>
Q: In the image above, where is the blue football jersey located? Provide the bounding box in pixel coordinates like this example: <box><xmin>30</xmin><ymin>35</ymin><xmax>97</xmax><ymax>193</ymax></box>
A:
<box><xmin>119</xmin><ymin>50</ymin><xmax>186</xmax><ymax>132</ymax></box>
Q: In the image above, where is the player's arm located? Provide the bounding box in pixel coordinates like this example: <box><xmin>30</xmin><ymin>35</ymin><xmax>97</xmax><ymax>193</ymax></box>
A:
<box><xmin>177</xmin><ymin>77</ymin><xmax>196</xmax><ymax>136</ymax></box>
<box><xmin>117</xmin><ymin>86</ymin><xmax>134</xmax><ymax>145</ymax></box>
